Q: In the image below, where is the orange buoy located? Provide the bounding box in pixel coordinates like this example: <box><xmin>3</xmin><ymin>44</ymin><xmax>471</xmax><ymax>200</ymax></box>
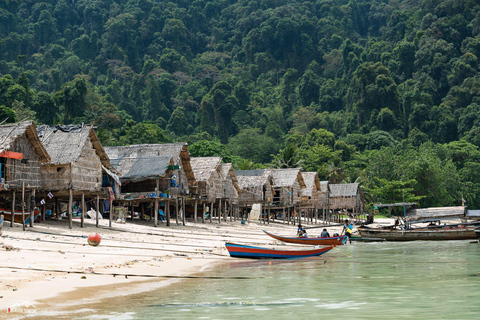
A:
<box><xmin>87</xmin><ymin>233</ymin><xmax>101</xmax><ymax>246</ymax></box>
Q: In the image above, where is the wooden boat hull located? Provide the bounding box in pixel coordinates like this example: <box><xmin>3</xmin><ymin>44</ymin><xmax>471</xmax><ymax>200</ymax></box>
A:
<box><xmin>1</xmin><ymin>209</ymin><xmax>41</xmax><ymax>224</ymax></box>
<box><xmin>358</xmin><ymin>226</ymin><xmax>477</xmax><ymax>241</ymax></box>
<box><xmin>263</xmin><ymin>230</ymin><xmax>346</xmax><ymax>245</ymax></box>
<box><xmin>474</xmin><ymin>228</ymin><xmax>480</xmax><ymax>239</ymax></box>
<box><xmin>0</xmin><ymin>214</ymin><xmax>3</xmax><ymax>236</ymax></box>
<box><xmin>225</xmin><ymin>243</ymin><xmax>334</xmax><ymax>259</ymax></box>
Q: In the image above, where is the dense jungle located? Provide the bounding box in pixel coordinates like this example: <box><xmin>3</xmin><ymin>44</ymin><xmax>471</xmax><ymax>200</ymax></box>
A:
<box><xmin>1</xmin><ymin>0</ymin><xmax>480</xmax><ymax>209</ymax></box>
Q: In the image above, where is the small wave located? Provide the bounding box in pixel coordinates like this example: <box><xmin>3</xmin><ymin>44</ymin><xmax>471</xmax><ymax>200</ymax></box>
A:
<box><xmin>149</xmin><ymin>301</ymin><xmax>295</xmax><ymax>308</ymax></box>
<box><xmin>315</xmin><ymin>301</ymin><xmax>367</xmax><ymax>310</ymax></box>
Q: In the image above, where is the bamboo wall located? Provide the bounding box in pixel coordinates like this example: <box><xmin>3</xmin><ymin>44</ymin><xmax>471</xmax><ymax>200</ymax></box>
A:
<box><xmin>4</xmin><ymin>135</ymin><xmax>42</xmax><ymax>189</ymax></box>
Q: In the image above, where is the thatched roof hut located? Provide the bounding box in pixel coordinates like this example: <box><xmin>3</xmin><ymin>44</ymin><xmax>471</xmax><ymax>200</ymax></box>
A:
<box><xmin>220</xmin><ymin>163</ymin><xmax>240</xmax><ymax>203</ymax></box>
<box><xmin>266</xmin><ymin>168</ymin><xmax>306</xmax><ymax>206</ymax></box>
<box><xmin>105</xmin><ymin>143</ymin><xmax>195</xmax><ymax>195</ymax></box>
<box><xmin>236</xmin><ymin>170</ymin><xmax>274</xmax><ymax>205</ymax></box>
<box><xmin>318</xmin><ymin>180</ymin><xmax>331</xmax><ymax>207</ymax></box>
<box><xmin>301</xmin><ymin>172</ymin><xmax>321</xmax><ymax>203</ymax></box>
<box><xmin>0</xmin><ymin>121</ymin><xmax>50</xmax><ymax>190</ymax></box>
<box><xmin>329</xmin><ymin>183</ymin><xmax>364</xmax><ymax>214</ymax></box>
<box><xmin>38</xmin><ymin>124</ymin><xmax>113</xmax><ymax>194</ymax></box>
<box><xmin>190</xmin><ymin>157</ymin><xmax>223</xmax><ymax>200</ymax></box>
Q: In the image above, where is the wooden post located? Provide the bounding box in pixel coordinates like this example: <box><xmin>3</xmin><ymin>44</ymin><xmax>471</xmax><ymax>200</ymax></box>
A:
<box><xmin>166</xmin><ymin>200</ymin><xmax>170</xmax><ymax>227</ymax></box>
<box><xmin>202</xmin><ymin>202</ymin><xmax>206</xmax><ymax>223</ymax></box>
<box><xmin>283</xmin><ymin>206</ymin><xmax>286</xmax><ymax>224</ymax></box>
<box><xmin>109</xmin><ymin>198</ymin><xmax>113</xmax><ymax>228</ymax></box>
<box><xmin>175</xmin><ymin>197</ymin><xmax>179</xmax><ymax>225</ymax></box>
<box><xmin>29</xmin><ymin>190</ymin><xmax>34</xmax><ymax>228</ymax></box>
<box><xmin>154</xmin><ymin>198</ymin><xmax>159</xmax><ymax>227</ymax></box>
<box><xmin>267</xmin><ymin>203</ymin><xmax>270</xmax><ymax>224</ymax></box>
<box><xmin>81</xmin><ymin>193</ymin><xmax>85</xmax><ymax>228</ymax></box>
<box><xmin>96</xmin><ymin>195</ymin><xmax>100</xmax><ymax>227</ymax></box>
<box><xmin>130</xmin><ymin>202</ymin><xmax>134</xmax><ymax>221</ymax></box>
<box><xmin>218</xmin><ymin>199</ymin><xmax>221</xmax><ymax>224</ymax></box>
<box><xmin>22</xmin><ymin>182</ymin><xmax>25</xmax><ymax>231</ymax></box>
<box><xmin>55</xmin><ymin>198</ymin><xmax>59</xmax><ymax>222</ymax></box>
<box><xmin>194</xmin><ymin>200</ymin><xmax>198</xmax><ymax>223</ymax></box>
<box><xmin>182</xmin><ymin>197</ymin><xmax>186</xmax><ymax>226</ymax></box>
<box><xmin>42</xmin><ymin>203</ymin><xmax>46</xmax><ymax>222</ymax></box>
<box><xmin>210</xmin><ymin>200</ymin><xmax>213</xmax><ymax>223</ymax></box>
<box><xmin>68</xmin><ymin>188</ymin><xmax>73</xmax><ymax>229</ymax></box>
<box><xmin>10</xmin><ymin>190</ymin><xmax>15</xmax><ymax>227</ymax></box>
<box><xmin>141</xmin><ymin>202</ymin><xmax>145</xmax><ymax>221</ymax></box>
<box><xmin>224</xmin><ymin>199</ymin><xmax>227</xmax><ymax>222</ymax></box>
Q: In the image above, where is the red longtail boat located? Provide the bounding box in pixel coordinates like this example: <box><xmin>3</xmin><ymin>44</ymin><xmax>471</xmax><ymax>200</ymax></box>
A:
<box><xmin>225</xmin><ymin>242</ymin><xmax>334</xmax><ymax>259</ymax></box>
<box><xmin>263</xmin><ymin>230</ymin><xmax>347</xmax><ymax>246</ymax></box>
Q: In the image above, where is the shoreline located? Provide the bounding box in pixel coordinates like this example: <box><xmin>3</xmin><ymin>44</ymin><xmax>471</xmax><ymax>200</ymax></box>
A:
<box><xmin>1</xmin><ymin>217</ymin><xmax>345</xmax><ymax>317</ymax></box>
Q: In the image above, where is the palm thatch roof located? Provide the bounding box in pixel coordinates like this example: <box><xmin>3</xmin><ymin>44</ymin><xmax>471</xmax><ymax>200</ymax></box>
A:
<box><xmin>406</xmin><ymin>206</ymin><xmax>466</xmax><ymax>222</ymax></box>
<box><xmin>236</xmin><ymin>170</ymin><xmax>272</xmax><ymax>190</ymax></box>
<box><xmin>220</xmin><ymin>163</ymin><xmax>240</xmax><ymax>192</ymax></box>
<box><xmin>0</xmin><ymin>121</ymin><xmax>50</xmax><ymax>162</ymax></box>
<box><xmin>330</xmin><ymin>183</ymin><xmax>361</xmax><ymax>198</ymax></box>
<box><xmin>38</xmin><ymin>124</ymin><xmax>112</xmax><ymax>169</ymax></box>
<box><xmin>301</xmin><ymin>172</ymin><xmax>320</xmax><ymax>197</ymax></box>
<box><xmin>319</xmin><ymin>181</ymin><xmax>330</xmax><ymax>194</ymax></box>
<box><xmin>190</xmin><ymin>157</ymin><xmax>222</xmax><ymax>182</ymax></box>
<box><xmin>104</xmin><ymin>143</ymin><xmax>195</xmax><ymax>186</ymax></box>
<box><xmin>267</xmin><ymin>168</ymin><xmax>306</xmax><ymax>188</ymax></box>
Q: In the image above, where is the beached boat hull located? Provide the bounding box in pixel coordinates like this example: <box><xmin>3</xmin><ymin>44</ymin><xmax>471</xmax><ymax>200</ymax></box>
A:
<box><xmin>0</xmin><ymin>214</ymin><xmax>3</xmax><ymax>236</ymax></box>
<box><xmin>358</xmin><ymin>226</ymin><xmax>477</xmax><ymax>241</ymax></box>
<box><xmin>475</xmin><ymin>228</ymin><xmax>480</xmax><ymax>239</ymax></box>
<box><xmin>263</xmin><ymin>230</ymin><xmax>347</xmax><ymax>245</ymax></box>
<box><xmin>1</xmin><ymin>209</ymin><xmax>41</xmax><ymax>224</ymax></box>
<box><xmin>225</xmin><ymin>243</ymin><xmax>334</xmax><ymax>259</ymax></box>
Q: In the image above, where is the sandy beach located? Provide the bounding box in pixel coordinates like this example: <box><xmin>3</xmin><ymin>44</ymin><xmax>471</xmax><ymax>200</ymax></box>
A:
<box><xmin>0</xmin><ymin>216</ymin><xmax>363</xmax><ymax>317</ymax></box>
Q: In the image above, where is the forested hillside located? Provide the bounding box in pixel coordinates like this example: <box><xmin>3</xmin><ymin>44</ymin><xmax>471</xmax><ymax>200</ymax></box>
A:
<box><xmin>1</xmin><ymin>0</ymin><xmax>480</xmax><ymax>209</ymax></box>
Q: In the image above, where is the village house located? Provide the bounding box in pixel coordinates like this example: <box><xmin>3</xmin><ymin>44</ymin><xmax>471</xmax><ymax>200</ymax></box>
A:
<box><xmin>38</xmin><ymin>124</ymin><xmax>119</xmax><ymax>229</ymax></box>
<box><xmin>0</xmin><ymin>121</ymin><xmax>50</xmax><ymax>227</ymax></box>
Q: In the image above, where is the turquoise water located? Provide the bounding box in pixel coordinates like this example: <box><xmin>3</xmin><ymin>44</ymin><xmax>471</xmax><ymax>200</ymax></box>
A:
<box><xmin>73</xmin><ymin>241</ymin><xmax>480</xmax><ymax>319</ymax></box>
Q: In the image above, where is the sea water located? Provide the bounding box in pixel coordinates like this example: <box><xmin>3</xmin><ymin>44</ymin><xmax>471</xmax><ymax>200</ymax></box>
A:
<box><xmin>45</xmin><ymin>241</ymin><xmax>480</xmax><ymax>319</ymax></box>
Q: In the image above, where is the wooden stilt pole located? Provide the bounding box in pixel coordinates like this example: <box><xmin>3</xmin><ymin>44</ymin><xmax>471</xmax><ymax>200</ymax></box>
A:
<box><xmin>22</xmin><ymin>182</ymin><xmax>25</xmax><ymax>231</ymax></box>
<box><xmin>68</xmin><ymin>188</ymin><xmax>73</xmax><ymax>229</ymax></box>
<box><xmin>29</xmin><ymin>189</ymin><xmax>35</xmax><ymax>228</ymax></box>
<box><xmin>55</xmin><ymin>197</ymin><xmax>59</xmax><ymax>222</ymax></box>
<box><xmin>141</xmin><ymin>202</ymin><xmax>145</xmax><ymax>221</ymax></box>
<box><xmin>210</xmin><ymin>200</ymin><xmax>213</xmax><ymax>223</ymax></box>
<box><xmin>182</xmin><ymin>197</ymin><xmax>186</xmax><ymax>226</ymax></box>
<box><xmin>81</xmin><ymin>193</ymin><xmax>85</xmax><ymax>228</ymax></box>
<box><xmin>154</xmin><ymin>198</ymin><xmax>158</xmax><ymax>227</ymax></box>
<box><xmin>10</xmin><ymin>190</ymin><xmax>15</xmax><ymax>227</ymax></box>
<box><xmin>42</xmin><ymin>202</ymin><xmax>46</xmax><ymax>222</ymax></box>
<box><xmin>194</xmin><ymin>199</ymin><xmax>198</xmax><ymax>223</ymax></box>
<box><xmin>283</xmin><ymin>206</ymin><xmax>286</xmax><ymax>224</ymax></box>
<box><xmin>109</xmin><ymin>198</ymin><xmax>112</xmax><ymax>228</ymax></box>
<box><xmin>166</xmin><ymin>200</ymin><xmax>170</xmax><ymax>227</ymax></box>
<box><xmin>202</xmin><ymin>202</ymin><xmax>205</xmax><ymax>223</ymax></box>
<box><xmin>175</xmin><ymin>197</ymin><xmax>179</xmax><ymax>225</ymax></box>
<box><xmin>96</xmin><ymin>195</ymin><xmax>100</xmax><ymax>227</ymax></box>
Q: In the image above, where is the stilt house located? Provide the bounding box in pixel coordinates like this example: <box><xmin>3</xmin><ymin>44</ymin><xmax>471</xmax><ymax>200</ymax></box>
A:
<box><xmin>267</xmin><ymin>168</ymin><xmax>306</xmax><ymax>207</ymax></box>
<box><xmin>0</xmin><ymin>121</ymin><xmax>50</xmax><ymax>191</ymax></box>
<box><xmin>39</xmin><ymin>125</ymin><xmax>116</xmax><ymax>197</ymax></box>
<box><xmin>190</xmin><ymin>157</ymin><xmax>223</xmax><ymax>201</ymax></box>
<box><xmin>235</xmin><ymin>169</ymin><xmax>274</xmax><ymax>206</ymax></box>
<box><xmin>219</xmin><ymin>163</ymin><xmax>240</xmax><ymax>205</ymax></box>
<box><xmin>0</xmin><ymin>121</ymin><xmax>50</xmax><ymax>225</ymax></box>
<box><xmin>105</xmin><ymin>143</ymin><xmax>195</xmax><ymax>197</ymax></box>
<box><xmin>329</xmin><ymin>183</ymin><xmax>364</xmax><ymax>216</ymax></box>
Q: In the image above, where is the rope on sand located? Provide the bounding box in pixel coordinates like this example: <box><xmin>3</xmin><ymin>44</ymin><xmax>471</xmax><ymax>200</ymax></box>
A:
<box><xmin>7</xmin><ymin>236</ymin><xmax>228</xmax><ymax>257</ymax></box>
<box><xmin>0</xmin><ymin>265</ymin><xmax>257</xmax><ymax>280</ymax></box>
